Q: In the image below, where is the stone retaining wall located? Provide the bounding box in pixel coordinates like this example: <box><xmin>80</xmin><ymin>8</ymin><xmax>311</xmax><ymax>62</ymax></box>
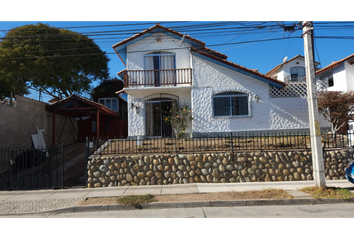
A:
<box><xmin>87</xmin><ymin>149</ymin><xmax>353</xmax><ymax>188</ymax></box>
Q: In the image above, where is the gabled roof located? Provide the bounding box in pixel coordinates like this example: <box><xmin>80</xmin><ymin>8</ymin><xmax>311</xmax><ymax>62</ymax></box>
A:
<box><xmin>113</xmin><ymin>23</ymin><xmax>286</xmax><ymax>88</ymax></box>
<box><xmin>112</xmin><ymin>23</ymin><xmax>205</xmax><ymax>50</ymax></box>
<box><xmin>265</xmin><ymin>54</ymin><xmax>320</xmax><ymax>76</ymax></box>
<box><xmin>316</xmin><ymin>53</ymin><xmax>354</xmax><ymax>75</ymax></box>
<box><xmin>46</xmin><ymin>94</ymin><xmax>119</xmax><ymax>117</ymax></box>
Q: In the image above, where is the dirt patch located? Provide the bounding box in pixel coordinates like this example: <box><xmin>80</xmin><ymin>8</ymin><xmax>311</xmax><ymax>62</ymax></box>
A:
<box><xmin>79</xmin><ymin>189</ymin><xmax>293</xmax><ymax>206</ymax></box>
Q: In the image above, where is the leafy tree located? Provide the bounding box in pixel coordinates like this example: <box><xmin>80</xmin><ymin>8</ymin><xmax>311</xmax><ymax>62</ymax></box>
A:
<box><xmin>164</xmin><ymin>102</ymin><xmax>193</xmax><ymax>138</ymax></box>
<box><xmin>0</xmin><ymin>23</ymin><xmax>109</xmax><ymax>99</ymax></box>
<box><xmin>0</xmin><ymin>70</ymin><xmax>29</xmax><ymax>101</ymax></box>
<box><xmin>90</xmin><ymin>78</ymin><xmax>123</xmax><ymax>101</ymax></box>
<box><xmin>317</xmin><ymin>91</ymin><xmax>354</xmax><ymax>133</ymax></box>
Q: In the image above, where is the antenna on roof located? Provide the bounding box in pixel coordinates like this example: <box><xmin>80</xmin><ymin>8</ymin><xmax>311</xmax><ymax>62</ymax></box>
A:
<box><xmin>179</xmin><ymin>33</ymin><xmax>186</xmax><ymax>46</ymax></box>
<box><xmin>283</xmin><ymin>56</ymin><xmax>288</xmax><ymax>62</ymax></box>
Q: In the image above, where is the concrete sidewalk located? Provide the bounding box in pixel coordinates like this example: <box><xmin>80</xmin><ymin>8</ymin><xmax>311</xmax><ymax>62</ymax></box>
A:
<box><xmin>0</xmin><ymin>180</ymin><xmax>353</xmax><ymax>215</ymax></box>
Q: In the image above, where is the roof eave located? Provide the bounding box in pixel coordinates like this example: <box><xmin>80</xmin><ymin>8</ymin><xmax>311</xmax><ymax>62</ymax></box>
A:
<box><xmin>192</xmin><ymin>49</ymin><xmax>286</xmax><ymax>88</ymax></box>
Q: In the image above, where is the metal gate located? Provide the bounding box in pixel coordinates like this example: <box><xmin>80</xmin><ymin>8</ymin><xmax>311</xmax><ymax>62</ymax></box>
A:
<box><xmin>144</xmin><ymin>94</ymin><xmax>179</xmax><ymax>137</ymax></box>
<box><xmin>0</xmin><ymin>145</ymin><xmax>64</xmax><ymax>190</ymax></box>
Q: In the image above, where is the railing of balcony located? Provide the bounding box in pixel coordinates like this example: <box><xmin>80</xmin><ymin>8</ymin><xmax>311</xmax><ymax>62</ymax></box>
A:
<box><xmin>123</xmin><ymin>68</ymin><xmax>192</xmax><ymax>87</ymax></box>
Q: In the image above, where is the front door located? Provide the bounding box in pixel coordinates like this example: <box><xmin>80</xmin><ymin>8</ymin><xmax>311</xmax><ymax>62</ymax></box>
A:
<box><xmin>145</xmin><ymin>99</ymin><xmax>174</xmax><ymax>137</ymax></box>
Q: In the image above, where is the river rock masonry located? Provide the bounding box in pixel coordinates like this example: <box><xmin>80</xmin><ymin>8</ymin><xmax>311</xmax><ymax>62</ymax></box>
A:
<box><xmin>87</xmin><ymin>150</ymin><xmax>352</xmax><ymax>188</ymax></box>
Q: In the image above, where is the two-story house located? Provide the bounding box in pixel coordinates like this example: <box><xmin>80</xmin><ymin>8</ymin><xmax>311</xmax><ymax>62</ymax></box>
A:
<box><xmin>265</xmin><ymin>54</ymin><xmax>320</xmax><ymax>83</ymax></box>
<box><xmin>315</xmin><ymin>53</ymin><xmax>354</xmax><ymax>92</ymax></box>
<box><xmin>112</xmin><ymin>24</ymin><xmax>329</xmax><ymax>139</ymax></box>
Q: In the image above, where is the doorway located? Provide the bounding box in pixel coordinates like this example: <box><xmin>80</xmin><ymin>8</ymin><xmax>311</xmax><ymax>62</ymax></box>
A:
<box><xmin>144</xmin><ymin>93</ymin><xmax>179</xmax><ymax>137</ymax></box>
<box><xmin>145</xmin><ymin>99</ymin><xmax>175</xmax><ymax>137</ymax></box>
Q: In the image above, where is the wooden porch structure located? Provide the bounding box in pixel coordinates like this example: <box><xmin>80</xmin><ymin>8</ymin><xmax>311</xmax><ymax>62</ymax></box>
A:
<box><xmin>46</xmin><ymin>94</ymin><xmax>124</xmax><ymax>145</ymax></box>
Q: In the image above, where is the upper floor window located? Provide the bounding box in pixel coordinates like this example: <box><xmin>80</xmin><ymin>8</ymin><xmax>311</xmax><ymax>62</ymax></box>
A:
<box><xmin>213</xmin><ymin>92</ymin><xmax>249</xmax><ymax>117</ymax></box>
<box><xmin>144</xmin><ymin>52</ymin><xmax>175</xmax><ymax>70</ymax></box>
<box><xmin>290</xmin><ymin>67</ymin><xmax>306</xmax><ymax>82</ymax></box>
<box><xmin>98</xmin><ymin>98</ymin><xmax>119</xmax><ymax>112</ymax></box>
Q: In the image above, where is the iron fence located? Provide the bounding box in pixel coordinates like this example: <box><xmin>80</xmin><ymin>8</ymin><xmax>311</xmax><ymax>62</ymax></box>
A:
<box><xmin>86</xmin><ymin>131</ymin><xmax>354</xmax><ymax>156</ymax></box>
<box><xmin>0</xmin><ymin>144</ymin><xmax>64</xmax><ymax>190</ymax></box>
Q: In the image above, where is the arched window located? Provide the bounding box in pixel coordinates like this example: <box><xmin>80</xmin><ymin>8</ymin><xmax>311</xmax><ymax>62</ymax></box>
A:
<box><xmin>213</xmin><ymin>91</ymin><xmax>249</xmax><ymax>117</ymax></box>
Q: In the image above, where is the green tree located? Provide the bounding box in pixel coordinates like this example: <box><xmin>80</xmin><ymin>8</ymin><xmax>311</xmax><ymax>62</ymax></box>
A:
<box><xmin>0</xmin><ymin>23</ymin><xmax>109</xmax><ymax>99</ymax></box>
<box><xmin>90</xmin><ymin>78</ymin><xmax>123</xmax><ymax>101</ymax></box>
<box><xmin>0</xmin><ymin>70</ymin><xmax>29</xmax><ymax>101</ymax></box>
<box><xmin>164</xmin><ymin>102</ymin><xmax>193</xmax><ymax>138</ymax></box>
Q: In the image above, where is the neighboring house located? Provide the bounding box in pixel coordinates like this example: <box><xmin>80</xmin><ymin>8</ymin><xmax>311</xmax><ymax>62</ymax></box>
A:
<box><xmin>315</xmin><ymin>53</ymin><xmax>354</xmax><ymax>134</ymax></box>
<box><xmin>265</xmin><ymin>54</ymin><xmax>320</xmax><ymax>83</ymax></box>
<box><xmin>112</xmin><ymin>24</ymin><xmax>329</xmax><ymax>139</ymax></box>
<box><xmin>315</xmin><ymin>53</ymin><xmax>354</xmax><ymax>92</ymax></box>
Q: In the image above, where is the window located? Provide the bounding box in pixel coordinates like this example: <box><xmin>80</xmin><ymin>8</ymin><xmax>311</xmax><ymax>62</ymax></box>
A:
<box><xmin>144</xmin><ymin>52</ymin><xmax>176</xmax><ymax>85</ymax></box>
<box><xmin>290</xmin><ymin>67</ymin><xmax>306</xmax><ymax>82</ymax></box>
<box><xmin>98</xmin><ymin>98</ymin><xmax>119</xmax><ymax>111</ymax></box>
<box><xmin>213</xmin><ymin>92</ymin><xmax>249</xmax><ymax>117</ymax></box>
<box><xmin>321</xmin><ymin>73</ymin><xmax>334</xmax><ymax>87</ymax></box>
<box><xmin>144</xmin><ymin>52</ymin><xmax>175</xmax><ymax>70</ymax></box>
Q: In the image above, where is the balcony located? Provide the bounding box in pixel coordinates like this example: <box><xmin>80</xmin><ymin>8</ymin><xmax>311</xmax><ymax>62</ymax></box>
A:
<box><xmin>122</xmin><ymin>68</ymin><xmax>192</xmax><ymax>88</ymax></box>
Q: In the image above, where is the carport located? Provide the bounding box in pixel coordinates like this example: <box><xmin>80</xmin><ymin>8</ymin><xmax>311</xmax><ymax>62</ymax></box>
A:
<box><xmin>46</xmin><ymin>94</ymin><xmax>120</xmax><ymax>144</ymax></box>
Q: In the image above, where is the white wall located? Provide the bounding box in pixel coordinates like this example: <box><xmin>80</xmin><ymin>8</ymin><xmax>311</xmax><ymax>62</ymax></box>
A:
<box><xmin>126</xmin><ymin>33</ymin><xmax>192</xmax><ymax>70</ymax></box>
<box><xmin>268</xmin><ymin>57</ymin><xmax>306</xmax><ymax>82</ymax></box>
<box><xmin>345</xmin><ymin>61</ymin><xmax>354</xmax><ymax>91</ymax></box>
<box><xmin>316</xmin><ymin>64</ymin><xmax>347</xmax><ymax>92</ymax></box>
<box><xmin>191</xmin><ymin>55</ymin><xmax>329</xmax><ymax>134</ymax></box>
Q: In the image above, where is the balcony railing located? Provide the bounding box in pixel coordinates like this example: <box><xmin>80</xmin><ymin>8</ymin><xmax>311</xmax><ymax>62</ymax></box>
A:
<box><xmin>123</xmin><ymin>68</ymin><xmax>192</xmax><ymax>87</ymax></box>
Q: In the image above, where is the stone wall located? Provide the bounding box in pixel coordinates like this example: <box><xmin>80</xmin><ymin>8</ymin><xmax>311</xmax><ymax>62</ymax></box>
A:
<box><xmin>87</xmin><ymin>149</ymin><xmax>353</xmax><ymax>188</ymax></box>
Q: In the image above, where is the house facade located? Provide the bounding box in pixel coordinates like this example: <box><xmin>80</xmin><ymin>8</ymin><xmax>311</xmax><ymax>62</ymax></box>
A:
<box><xmin>265</xmin><ymin>54</ymin><xmax>320</xmax><ymax>83</ymax></box>
<box><xmin>315</xmin><ymin>53</ymin><xmax>354</xmax><ymax>133</ymax></box>
<box><xmin>315</xmin><ymin>53</ymin><xmax>354</xmax><ymax>92</ymax></box>
<box><xmin>112</xmin><ymin>24</ymin><xmax>329</xmax><ymax>139</ymax></box>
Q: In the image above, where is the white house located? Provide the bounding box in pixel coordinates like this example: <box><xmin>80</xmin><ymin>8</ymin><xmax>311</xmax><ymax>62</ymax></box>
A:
<box><xmin>315</xmin><ymin>53</ymin><xmax>354</xmax><ymax>92</ymax></box>
<box><xmin>112</xmin><ymin>24</ymin><xmax>329</xmax><ymax>139</ymax></box>
<box><xmin>315</xmin><ymin>53</ymin><xmax>354</xmax><ymax>134</ymax></box>
<box><xmin>265</xmin><ymin>54</ymin><xmax>320</xmax><ymax>83</ymax></box>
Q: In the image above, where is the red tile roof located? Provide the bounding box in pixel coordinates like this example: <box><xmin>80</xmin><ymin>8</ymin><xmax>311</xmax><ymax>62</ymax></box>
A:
<box><xmin>113</xmin><ymin>23</ymin><xmax>286</xmax><ymax>88</ymax></box>
<box><xmin>316</xmin><ymin>53</ymin><xmax>354</xmax><ymax>75</ymax></box>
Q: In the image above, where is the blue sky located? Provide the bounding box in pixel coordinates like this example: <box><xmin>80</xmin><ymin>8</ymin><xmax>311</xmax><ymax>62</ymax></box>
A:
<box><xmin>0</xmin><ymin>21</ymin><xmax>354</xmax><ymax>101</ymax></box>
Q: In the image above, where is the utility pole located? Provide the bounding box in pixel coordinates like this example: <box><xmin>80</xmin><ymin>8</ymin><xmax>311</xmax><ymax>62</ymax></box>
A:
<box><xmin>302</xmin><ymin>21</ymin><xmax>326</xmax><ymax>188</ymax></box>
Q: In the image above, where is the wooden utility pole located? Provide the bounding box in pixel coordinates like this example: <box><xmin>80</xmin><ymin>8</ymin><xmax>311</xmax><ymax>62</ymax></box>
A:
<box><xmin>302</xmin><ymin>21</ymin><xmax>326</xmax><ymax>187</ymax></box>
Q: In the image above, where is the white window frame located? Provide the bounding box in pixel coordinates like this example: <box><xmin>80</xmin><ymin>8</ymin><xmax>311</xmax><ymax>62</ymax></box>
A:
<box><xmin>98</xmin><ymin>98</ymin><xmax>119</xmax><ymax>112</ymax></box>
<box><xmin>290</xmin><ymin>67</ymin><xmax>306</xmax><ymax>82</ymax></box>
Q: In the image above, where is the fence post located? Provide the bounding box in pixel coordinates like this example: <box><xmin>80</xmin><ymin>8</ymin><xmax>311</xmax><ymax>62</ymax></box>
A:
<box><xmin>230</xmin><ymin>132</ymin><xmax>233</xmax><ymax>153</ymax></box>
<box><xmin>85</xmin><ymin>137</ymin><xmax>89</xmax><ymax>188</ymax></box>
<box><xmin>61</xmin><ymin>143</ymin><xmax>64</xmax><ymax>188</ymax></box>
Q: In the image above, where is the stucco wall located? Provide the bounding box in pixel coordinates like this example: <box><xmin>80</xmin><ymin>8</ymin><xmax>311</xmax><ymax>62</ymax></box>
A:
<box><xmin>0</xmin><ymin>96</ymin><xmax>77</xmax><ymax>147</ymax></box>
<box><xmin>126</xmin><ymin>33</ymin><xmax>192</xmax><ymax>71</ymax></box>
<box><xmin>191</xmin><ymin>55</ymin><xmax>328</xmax><ymax>134</ymax></box>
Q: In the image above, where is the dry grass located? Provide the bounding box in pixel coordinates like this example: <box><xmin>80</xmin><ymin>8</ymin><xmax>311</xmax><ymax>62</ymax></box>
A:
<box><xmin>301</xmin><ymin>186</ymin><xmax>354</xmax><ymax>200</ymax></box>
<box><xmin>79</xmin><ymin>188</ymin><xmax>293</xmax><ymax>207</ymax></box>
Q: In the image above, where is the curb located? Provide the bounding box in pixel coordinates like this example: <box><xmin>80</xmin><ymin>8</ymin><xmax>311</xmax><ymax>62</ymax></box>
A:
<box><xmin>1</xmin><ymin>197</ymin><xmax>353</xmax><ymax>216</ymax></box>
